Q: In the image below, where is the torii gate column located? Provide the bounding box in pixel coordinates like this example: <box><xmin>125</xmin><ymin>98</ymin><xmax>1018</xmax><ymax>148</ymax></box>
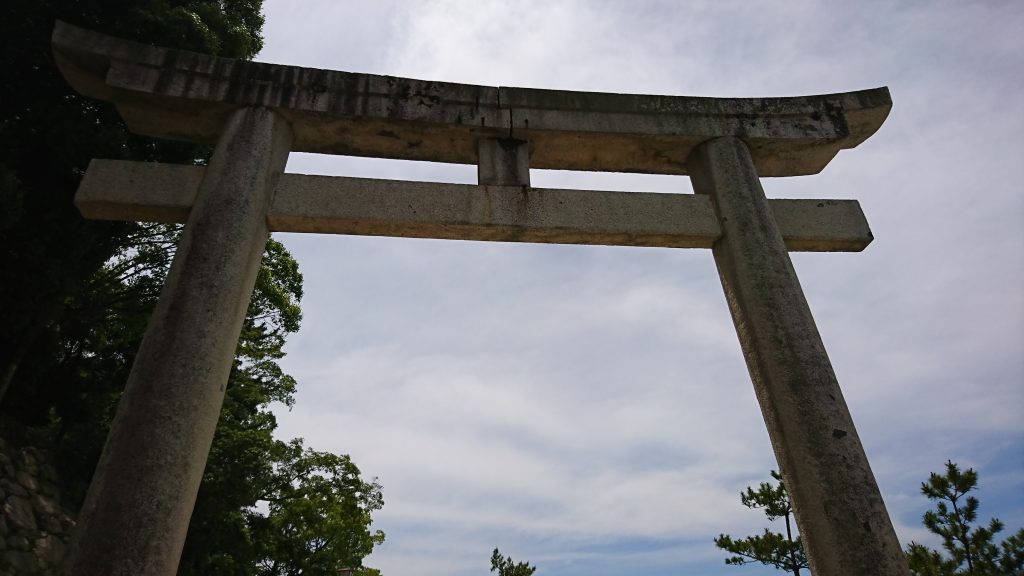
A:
<box><xmin>689</xmin><ymin>137</ymin><xmax>909</xmax><ymax>575</ymax></box>
<box><xmin>66</xmin><ymin>107</ymin><xmax>292</xmax><ymax>576</ymax></box>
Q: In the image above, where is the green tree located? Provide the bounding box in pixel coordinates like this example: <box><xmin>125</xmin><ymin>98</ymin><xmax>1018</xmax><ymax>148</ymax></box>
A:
<box><xmin>0</xmin><ymin>0</ymin><xmax>266</xmax><ymax>410</ymax></box>
<box><xmin>714</xmin><ymin>471</ymin><xmax>808</xmax><ymax>576</ymax></box>
<box><xmin>0</xmin><ymin>2</ymin><xmax>387</xmax><ymax>573</ymax></box>
<box><xmin>491</xmin><ymin>548</ymin><xmax>537</xmax><ymax>576</ymax></box>
<box><xmin>905</xmin><ymin>461</ymin><xmax>1024</xmax><ymax>576</ymax></box>
<box><xmin>88</xmin><ymin>229</ymin><xmax>388</xmax><ymax>576</ymax></box>
<box><xmin>249</xmin><ymin>440</ymin><xmax>385</xmax><ymax>576</ymax></box>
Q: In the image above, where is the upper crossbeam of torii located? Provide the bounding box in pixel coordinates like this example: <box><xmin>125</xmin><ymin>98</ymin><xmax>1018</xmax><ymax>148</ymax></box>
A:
<box><xmin>54</xmin><ymin>20</ymin><xmax>889</xmax><ymax>177</ymax></box>
<box><xmin>52</xmin><ymin>21</ymin><xmax>909</xmax><ymax>576</ymax></box>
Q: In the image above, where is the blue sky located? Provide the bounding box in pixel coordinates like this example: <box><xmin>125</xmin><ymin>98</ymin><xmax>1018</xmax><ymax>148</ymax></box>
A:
<box><xmin>255</xmin><ymin>2</ymin><xmax>1024</xmax><ymax>574</ymax></box>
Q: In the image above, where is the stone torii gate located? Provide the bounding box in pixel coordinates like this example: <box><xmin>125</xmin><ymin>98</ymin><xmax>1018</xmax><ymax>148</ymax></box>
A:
<box><xmin>52</xmin><ymin>21</ymin><xmax>910</xmax><ymax>576</ymax></box>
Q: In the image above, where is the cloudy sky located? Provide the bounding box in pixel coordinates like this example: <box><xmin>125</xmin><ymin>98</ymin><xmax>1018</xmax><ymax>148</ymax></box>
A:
<box><xmin>253</xmin><ymin>2</ymin><xmax>1023</xmax><ymax>575</ymax></box>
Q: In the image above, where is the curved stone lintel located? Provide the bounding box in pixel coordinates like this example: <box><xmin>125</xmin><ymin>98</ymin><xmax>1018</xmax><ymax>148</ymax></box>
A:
<box><xmin>52</xmin><ymin>21</ymin><xmax>891</xmax><ymax>176</ymax></box>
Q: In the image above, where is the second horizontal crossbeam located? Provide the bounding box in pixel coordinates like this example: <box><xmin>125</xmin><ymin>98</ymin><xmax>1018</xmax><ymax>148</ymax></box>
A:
<box><xmin>76</xmin><ymin>159</ymin><xmax>872</xmax><ymax>252</ymax></box>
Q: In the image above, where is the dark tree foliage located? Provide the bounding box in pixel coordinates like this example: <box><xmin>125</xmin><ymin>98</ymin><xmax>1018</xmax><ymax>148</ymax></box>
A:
<box><xmin>714</xmin><ymin>471</ymin><xmax>808</xmax><ymax>576</ymax></box>
<box><xmin>905</xmin><ymin>461</ymin><xmax>1024</xmax><ymax>576</ymax></box>
<box><xmin>0</xmin><ymin>2</ymin><xmax>386</xmax><ymax>574</ymax></box>
<box><xmin>491</xmin><ymin>548</ymin><xmax>537</xmax><ymax>576</ymax></box>
<box><xmin>0</xmin><ymin>0</ymin><xmax>265</xmax><ymax>419</ymax></box>
<box><xmin>0</xmin><ymin>0</ymin><xmax>269</xmax><ymax>491</ymax></box>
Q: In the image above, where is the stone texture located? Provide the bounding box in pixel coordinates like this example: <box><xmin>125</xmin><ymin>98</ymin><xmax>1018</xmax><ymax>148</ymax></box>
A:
<box><xmin>0</xmin><ymin>438</ymin><xmax>75</xmax><ymax>575</ymax></box>
<box><xmin>478</xmin><ymin>138</ymin><xmax>530</xmax><ymax>186</ymax></box>
<box><xmin>3</xmin><ymin>479</ymin><xmax>27</xmax><ymax>498</ymax></box>
<box><xmin>31</xmin><ymin>494</ymin><xmax>58</xmax><ymax>518</ymax></box>
<box><xmin>38</xmin><ymin>514</ymin><xmax>63</xmax><ymax>535</ymax></box>
<box><xmin>64</xmin><ymin>107</ymin><xmax>293</xmax><ymax>576</ymax></box>
<box><xmin>35</xmin><ymin>534</ymin><xmax>67</xmax><ymax>569</ymax></box>
<box><xmin>17</xmin><ymin>470</ymin><xmax>38</xmax><ymax>492</ymax></box>
<box><xmin>8</xmin><ymin>550</ymin><xmax>38</xmax><ymax>573</ymax></box>
<box><xmin>76</xmin><ymin>159</ymin><xmax>874</xmax><ymax>252</ymax></box>
<box><xmin>4</xmin><ymin>496</ymin><xmax>37</xmax><ymax>532</ymax></box>
<box><xmin>7</xmin><ymin>536</ymin><xmax>29</xmax><ymax>550</ymax></box>
<box><xmin>19</xmin><ymin>453</ymin><xmax>38</xmax><ymax>477</ymax></box>
<box><xmin>688</xmin><ymin>136</ymin><xmax>909</xmax><ymax>576</ymax></box>
<box><xmin>51</xmin><ymin>21</ymin><xmax>890</xmax><ymax>177</ymax></box>
<box><xmin>38</xmin><ymin>465</ymin><xmax>58</xmax><ymax>485</ymax></box>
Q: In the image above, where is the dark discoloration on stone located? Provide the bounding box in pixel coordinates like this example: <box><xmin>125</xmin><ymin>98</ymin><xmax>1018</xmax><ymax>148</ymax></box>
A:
<box><xmin>52</xmin><ymin>21</ymin><xmax>890</xmax><ymax>176</ymax></box>
<box><xmin>75</xmin><ymin>159</ymin><xmax>876</xmax><ymax>252</ymax></box>
<box><xmin>477</xmin><ymin>138</ymin><xmax>530</xmax><ymax>186</ymax></box>
<box><xmin>688</xmin><ymin>137</ymin><xmax>909</xmax><ymax>576</ymax></box>
<box><xmin>64</xmin><ymin>108</ymin><xmax>293</xmax><ymax>576</ymax></box>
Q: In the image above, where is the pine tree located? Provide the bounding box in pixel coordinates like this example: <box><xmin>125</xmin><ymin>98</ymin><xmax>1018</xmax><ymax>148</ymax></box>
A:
<box><xmin>717</xmin><ymin>464</ymin><xmax>1023</xmax><ymax>576</ymax></box>
<box><xmin>491</xmin><ymin>548</ymin><xmax>537</xmax><ymax>576</ymax></box>
<box><xmin>905</xmin><ymin>461</ymin><xmax>1024</xmax><ymax>576</ymax></box>
<box><xmin>714</xmin><ymin>471</ymin><xmax>808</xmax><ymax>576</ymax></box>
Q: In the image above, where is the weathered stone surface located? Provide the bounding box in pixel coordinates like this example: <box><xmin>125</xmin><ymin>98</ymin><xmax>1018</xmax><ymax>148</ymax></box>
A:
<box><xmin>7</xmin><ymin>535</ymin><xmax>30</xmax><ymax>550</ymax></box>
<box><xmin>19</xmin><ymin>452</ymin><xmax>38</xmax><ymax>477</ymax></box>
<box><xmin>75</xmin><ymin>159</ymin><xmax>874</xmax><ymax>252</ymax></box>
<box><xmin>17</xmin><ymin>470</ymin><xmax>38</xmax><ymax>492</ymax></box>
<box><xmin>31</xmin><ymin>494</ymin><xmax>58</xmax><ymax>518</ymax></box>
<box><xmin>40</xmin><ymin>481</ymin><xmax>59</xmax><ymax>499</ymax></box>
<box><xmin>478</xmin><ymin>138</ymin><xmax>530</xmax><ymax>186</ymax></box>
<box><xmin>52</xmin><ymin>21</ymin><xmax>890</xmax><ymax>176</ymax></box>
<box><xmin>8</xmin><ymin>549</ymin><xmax>39</xmax><ymax>572</ymax></box>
<box><xmin>39</xmin><ymin>513</ymin><xmax>63</xmax><ymax>534</ymax></box>
<box><xmin>65</xmin><ymin>107</ymin><xmax>293</xmax><ymax>576</ymax></box>
<box><xmin>39</xmin><ymin>464</ymin><xmax>58</xmax><ymax>484</ymax></box>
<box><xmin>0</xmin><ymin>439</ymin><xmax>77</xmax><ymax>574</ymax></box>
<box><xmin>52</xmin><ymin>21</ymin><xmax>503</xmax><ymax>166</ymax></box>
<box><xmin>35</xmin><ymin>534</ymin><xmax>67</xmax><ymax>568</ymax></box>
<box><xmin>688</xmin><ymin>136</ymin><xmax>908</xmax><ymax>576</ymax></box>
<box><xmin>75</xmin><ymin>159</ymin><xmax>203</xmax><ymax>224</ymax></box>
<box><xmin>4</xmin><ymin>495</ymin><xmax>37</xmax><ymax>532</ymax></box>
<box><xmin>5</xmin><ymin>482</ymin><xmax>28</xmax><ymax>498</ymax></box>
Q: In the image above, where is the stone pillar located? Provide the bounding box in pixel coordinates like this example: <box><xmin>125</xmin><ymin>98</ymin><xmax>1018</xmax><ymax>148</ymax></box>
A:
<box><xmin>65</xmin><ymin>107</ymin><xmax>293</xmax><ymax>576</ymax></box>
<box><xmin>688</xmin><ymin>137</ymin><xmax>909</xmax><ymax>575</ymax></box>
<box><xmin>478</xmin><ymin>138</ymin><xmax>530</xmax><ymax>186</ymax></box>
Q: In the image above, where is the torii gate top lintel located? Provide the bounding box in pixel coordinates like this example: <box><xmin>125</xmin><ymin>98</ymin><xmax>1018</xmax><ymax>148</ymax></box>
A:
<box><xmin>52</xmin><ymin>20</ymin><xmax>890</xmax><ymax>177</ymax></box>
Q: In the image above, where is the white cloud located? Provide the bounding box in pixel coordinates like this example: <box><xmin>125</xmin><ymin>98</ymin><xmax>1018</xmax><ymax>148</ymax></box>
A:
<box><xmin>258</xmin><ymin>2</ymin><xmax>1024</xmax><ymax>574</ymax></box>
